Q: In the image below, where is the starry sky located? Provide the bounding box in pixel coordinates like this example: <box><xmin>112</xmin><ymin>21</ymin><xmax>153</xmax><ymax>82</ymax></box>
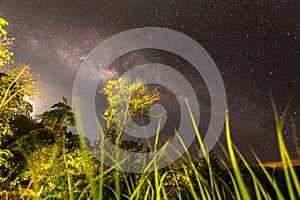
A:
<box><xmin>1</xmin><ymin>0</ymin><xmax>299</xmax><ymax>163</ymax></box>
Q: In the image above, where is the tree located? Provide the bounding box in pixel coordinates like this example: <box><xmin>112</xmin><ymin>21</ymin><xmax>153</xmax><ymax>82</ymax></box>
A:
<box><xmin>0</xmin><ymin>18</ymin><xmax>14</xmax><ymax>67</ymax></box>
<box><xmin>101</xmin><ymin>76</ymin><xmax>160</xmax><ymax>152</ymax></box>
<box><xmin>1</xmin><ymin>98</ymin><xmax>90</xmax><ymax>198</ymax></box>
<box><xmin>39</xmin><ymin>97</ymin><xmax>74</xmax><ymax>139</ymax></box>
<box><xmin>0</xmin><ymin>66</ymin><xmax>37</xmax><ymax>135</ymax></box>
<box><xmin>18</xmin><ymin>136</ymin><xmax>98</xmax><ymax>199</ymax></box>
<box><xmin>0</xmin><ymin>18</ymin><xmax>37</xmax><ymax>136</ymax></box>
<box><xmin>0</xmin><ymin>18</ymin><xmax>37</xmax><ymax>189</ymax></box>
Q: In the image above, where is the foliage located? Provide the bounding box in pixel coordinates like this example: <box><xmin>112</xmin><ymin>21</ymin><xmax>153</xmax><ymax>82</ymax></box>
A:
<box><xmin>0</xmin><ymin>18</ymin><xmax>37</xmax><ymax>136</ymax></box>
<box><xmin>39</xmin><ymin>96</ymin><xmax>75</xmax><ymax>139</ymax></box>
<box><xmin>0</xmin><ymin>91</ymin><xmax>299</xmax><ymax>199</ymax></box>
<box><xmin>20</xmin><ymin>136</ymin><xmax>98</xmax><ymax>199</ymax></box>
<box><xmin>0</xmin><ymin>149</ymin><xmax>13</xmax><ymax>184</ymax></box>
<box><xmin>0</xmin><ymin>66</ymin><xmax>37</xmax><ymax>136</ymax></box>
<box><xmin>0</xmin><ymin>18</ymin><xmax>38</xmax><ymax>193</ymax></box>
<box><xmin>0</xmin><ymin>114</ymin><xmax>39</xmax><ymax>189</ymax></box>
<box><xmin>102</xmin><ymin>76</ymin><xmax>160</xmax><ymax>149</ymax></box>
<box><xmin>0</xmin><ymin>18</ymin><xmax>14</xmax><ymax>67</ymax></box>
<box><xmin>0</xmin><ymin>98</ymin><xmax>97</xmax><ymax>199</ymax></box>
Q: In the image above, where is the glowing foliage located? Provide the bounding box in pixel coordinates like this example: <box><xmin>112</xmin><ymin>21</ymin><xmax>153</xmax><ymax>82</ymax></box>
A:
<box><xmin>21</xmin><ymin>137</ymin><xmax>97</xmax><ymax>198</ymax></box>
<box><xmin>0</xmin><ymin>18</ymin><xmax>37</xmax><ymax>188</ymax></box>
<box><xmin>102</xmin><ymin>76</ymin><xmax>160</xmax><ymax>148</ymax></box>
<box><xmin>0</xmin><ymin>18</ymin><xmax>14</xmax><ymax>67</ymax></box>
<box><xmin>0</xmin><ymin>18</ymin><xmax>37</xmax><ymax>136</ymax></box>
<box><xmin>0</xmin><ymin>65</ymin><xmax>37</xmax><ymax>135</ymax></box>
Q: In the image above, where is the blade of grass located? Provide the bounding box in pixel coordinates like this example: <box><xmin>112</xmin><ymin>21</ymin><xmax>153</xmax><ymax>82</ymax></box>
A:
<box><xmin>232</xmin><ymin>144</ymin><xmax>271</xmax><ymax>200</ymax></box>
<box><xmin>221</xmin><ymin>159</ymin><xmax>241</xmax><ymax>200</ymax></box>
<box><xmin>74</xmin><ymin>98</ymin><xmax>98</xmax><ymax>200</ymax></box>
<box><xmin>270</xmin><ymin>91</ymin><xmax>298</xmax><ymax>199</ymax></box>
<box><xmin>173</xmin><ymin>129</ymin><xmax>209</xmax><ymax>199</ymax></box>
<box><xmin>225</xmin><ymin>105</ymin><xmax>251</xmax><ymax>200</ymax></box>
<box><xmin>250</xmin><ymin>148</ymin><xmax>285</xmax><ymax>199</ymax></box>
<box><xmin>185</xmin><ymin>100</ymin><xmax>218</xmax><ymax>198</ymax></box>
<box><xmin>182</xmin><ymin>165</ymin><xmax>200</xmax><ymax>200</ymax></box>
<box><xmin>63</xmin><ymin>135</ymin><xmax>74</xmax><ymax>200</ymax></box>
<box><xmin>142</xmin><ymin>185</ymin><xmax>151</xmax><ymax>200</ymax></box>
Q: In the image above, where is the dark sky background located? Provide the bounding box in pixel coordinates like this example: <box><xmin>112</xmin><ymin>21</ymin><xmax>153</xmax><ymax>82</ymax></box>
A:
<box><xmin>1</xmin><ymin>0</ymin><xmax>299</xmax><ymax>163</ymax></box>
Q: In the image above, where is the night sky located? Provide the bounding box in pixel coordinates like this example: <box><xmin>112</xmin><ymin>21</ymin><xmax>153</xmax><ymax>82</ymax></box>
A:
<box><xmin>1</xmin><ymin>0</ymin><xmax>299</xmax><ymax>163</ymax></box>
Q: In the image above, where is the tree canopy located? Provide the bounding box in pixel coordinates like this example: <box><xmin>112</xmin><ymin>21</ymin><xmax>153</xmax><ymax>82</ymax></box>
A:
<box><xmin>102</xmin><ymin>76</ymin><xmax>160</xmax><ymax>150</ymax></box>
<box><xmin>0</xmin><ymin>18</ymin><xmax>37</xmax><ymax>136</ymax></box>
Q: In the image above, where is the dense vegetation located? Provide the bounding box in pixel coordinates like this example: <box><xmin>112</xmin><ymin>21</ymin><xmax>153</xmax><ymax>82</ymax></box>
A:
<box><xmin>0</xmin><ymin>18</ymin><xmax>299</xmax><ymax>199</ymax></box>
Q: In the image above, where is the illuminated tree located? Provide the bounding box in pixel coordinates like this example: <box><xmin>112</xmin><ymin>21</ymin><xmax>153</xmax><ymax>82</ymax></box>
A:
<box><xmin>0</xmin><ymin>18</ymin><xmax>37</xmax><ymax>187</ymax></box>
<box><xmin>102</xmin><ymin>76</ymin><xmax>160</xmax><ymax>151</ymax></box>
<box><xmin>0</xmin><ymin>66</ymin><xmax>37</xmax><ymax>135</ymax></box>
<box><xmin>0</xmin><ymin>17</ymin><xmax>37</xmax><ymax>136</ymax></box>
<box><xmin>0</xmin><ymin>18</ymin><xmax>14</xmax><ymax>67</ymax></box>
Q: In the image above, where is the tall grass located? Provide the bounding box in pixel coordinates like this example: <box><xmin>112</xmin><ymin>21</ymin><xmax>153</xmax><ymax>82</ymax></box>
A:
<box><xmin>64</xmin><ymin>95</ymin><xmax>299</xmax><ymax>200</ymax></box>
<box><xmin>1</xmin><ymin>96</ymin><xmax>299</xmax><ymax>199</ymax></box>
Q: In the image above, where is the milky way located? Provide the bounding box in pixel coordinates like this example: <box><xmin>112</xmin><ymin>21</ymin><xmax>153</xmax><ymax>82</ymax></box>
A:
<box><xmin>1</xmin><ymin>0</ymin><xmax>299</xmax><ymax>162</ymax></box>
